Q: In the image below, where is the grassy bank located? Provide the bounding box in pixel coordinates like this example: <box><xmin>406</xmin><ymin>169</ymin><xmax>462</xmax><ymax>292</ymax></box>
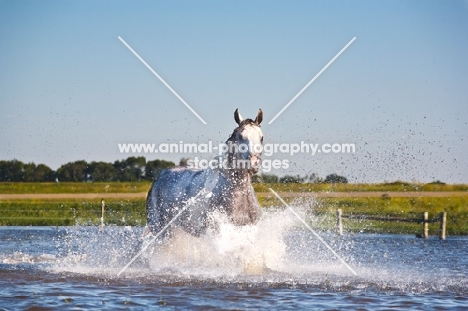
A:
<box><xmin>0</xmin><ymin>182</ymin><xmax>467</xmax><ymax>235</ymax></box>
<box><xmin>0</xmin><ymin>198</ymin><xmax>146</xmax><ymax>227</ymax></box>
<box><xmin>0</xmin><ymin>182</ymin><xmax>151</xmax><ymax>194</ymax></box>
<box><xmin>253</xmin><ymin>182</ymin><xmax>468</xmax><ymax>193</ymax></box>
<box><xmin>1</xmin><ymin>181</ymin><xmax>467</xmax><ymax>194</ymax></box>
<box><xmin>1</xmin><ymin>195</ymin><xmax>467</xmax><ymax>235</ymax></box>
<box><xmin>259</xmin><ymin>195</ymin><xmax>468</xmax><ymax>236</ymax></box>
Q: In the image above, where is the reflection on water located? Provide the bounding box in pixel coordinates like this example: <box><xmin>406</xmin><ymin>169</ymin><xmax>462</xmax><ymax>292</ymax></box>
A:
<box><xmin>1</xmin><ymin>209</ymin><xmax>467</xmax><ymax>309</ymax></box>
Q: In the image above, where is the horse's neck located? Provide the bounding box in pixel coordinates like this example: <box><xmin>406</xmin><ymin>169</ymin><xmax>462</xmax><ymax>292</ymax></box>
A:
<box><xmin>217</xmin><ymin>166</ymin><xmax>258</xmax><ymax>225</ymax></box>
<box><xmin>210</xmin><ymin>128</ymin><xmax>260</xmax><ymax>224</ymax></box>
<box><xmin>216</xmin><ymin>137</ymin><xmax>252</xmax><ymax>191</ymax></box>
<box><xmin>229</xmin><ymin>169</ymin><xmax>252</xmax><ymax>187</ymax></box>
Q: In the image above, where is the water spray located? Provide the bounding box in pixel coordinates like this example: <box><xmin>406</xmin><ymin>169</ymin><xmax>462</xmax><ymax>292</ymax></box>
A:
<box><xmin>117</xmin><ymin>188</ymin><xmax>213</xmax><ymax>276</ymax></box>
<box><xmin>268</xmin><ymin>188</ymin><xmax>357</xmax><ymax>276</ymax></box>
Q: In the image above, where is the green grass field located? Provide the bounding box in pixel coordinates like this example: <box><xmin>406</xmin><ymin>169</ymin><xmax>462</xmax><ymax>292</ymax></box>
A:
<box><xmin>1</xmin><ymin>182</ymin><xmax>467</xmax><ymax>235</ymax></box>
<box><xmin>0</xmin><ymin>198</ymin><xmax>146</xmax><ymax>227</ymax></box>
<box><xmin>258</xmin><ymin>195</ymin><xmax>468</xmax><ymax>236</ymax></box>
<box><xmin>253</xmin><ymin>182</ymin><xmax>468</xmax><ymax>193</ymax></box>
<box><xmin>1</xmin><ymin>181</ymin><xmax>467</xmax><ymax>194</ymax></box>
<box><xmin>0</xmin><ymin>182</ymin><xmax>151</xmax><ymax>194</ymax></box>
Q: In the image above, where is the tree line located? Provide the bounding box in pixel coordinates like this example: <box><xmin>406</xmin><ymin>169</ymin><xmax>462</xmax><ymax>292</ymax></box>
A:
<box><xmin>0</xmin><ymin>157</ymin><xmax>175</xmax><ymax>182</ymax></box>
<box><xmin>253</xmin><ymin>173</ymin><xmax>348</xmax><ymax>184</ymax></box>
<box><xmin>0</xmin><ymin>158</ymin><xmax>348</xmax><ymax>183</ymax></box>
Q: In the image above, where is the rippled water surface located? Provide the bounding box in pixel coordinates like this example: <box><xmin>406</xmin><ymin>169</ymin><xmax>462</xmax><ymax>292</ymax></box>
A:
<box><xmin>1</xmin><ymin>211</ymin><xmax>467</xmax><ymax>310</ymax></box>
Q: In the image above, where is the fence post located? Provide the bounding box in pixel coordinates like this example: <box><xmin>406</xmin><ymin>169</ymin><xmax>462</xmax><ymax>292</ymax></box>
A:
<box><xmin>423</xmin><ymin>211</ymin><xmax>429</xmax><ymax>239</ymax></box>
<box><xmin>440</xmin><ymin>212</ymin><xmax>447</xmax><ymax>240</ymax></box>
<box><xmin>100</xmin><ymin>199</ymin><xmax>105</xmax><ymax>228</ymax></box>
<box><xmin>337</xmin><ymin>209</ymin><xmax>343</xmax><ymax>236</ymax></box>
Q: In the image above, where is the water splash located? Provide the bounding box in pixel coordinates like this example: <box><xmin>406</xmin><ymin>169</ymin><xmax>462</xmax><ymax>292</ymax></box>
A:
<box><xmin>48</xmin><ymin>208</ymin><xmax>303</xmax><ymax>279</ymax></box>
<box><xmin>1</xmin><ymin>200</ymin><xmax>459</xmax><ymax>294</ymax></box>
<box><xmin>143</xmin><ymin>209</ymin><xmax>296</xmax><ymax>277</ymax></box>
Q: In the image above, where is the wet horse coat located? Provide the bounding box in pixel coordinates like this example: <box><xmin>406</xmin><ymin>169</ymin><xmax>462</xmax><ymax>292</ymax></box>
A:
<box><xmin>146</xmin><ymin>109</ymin><xmax>264</xmax><ymax>236</ymax></box>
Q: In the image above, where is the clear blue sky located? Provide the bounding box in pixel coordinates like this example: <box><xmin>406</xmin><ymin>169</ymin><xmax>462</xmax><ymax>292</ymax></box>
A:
<box><xmin>1</xmin><ymin>0</ymin><xmax>467</xmax><ymax>183</ymax></box>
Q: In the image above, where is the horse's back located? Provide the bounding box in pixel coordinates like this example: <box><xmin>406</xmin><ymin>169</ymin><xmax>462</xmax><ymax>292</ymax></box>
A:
<box><xmin>146</xmin><ymin>167</ymin><xmax>209</xmax><ymax>235</ymax></box>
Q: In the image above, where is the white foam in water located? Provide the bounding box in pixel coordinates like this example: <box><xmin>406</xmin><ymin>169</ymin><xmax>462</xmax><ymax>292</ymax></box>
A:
<box><xmin>45</xmin><ymin>197</ymin><xmax>364</xmax><ymax>282</ymax></box>
<box><xmin>2</xmin><ymin>252</ymin><xmax>55</xmax><ymax>264</ymax></box>
<box><xmin>144</xmin><ymin>209</ymin><xmax>297</xmax><ymax>277</ymax></box>
<box><xmin>50</xmin><ymin>205</ymin><xmax>342</xmax><ymax>279</ymax></box>
<box><xmin>51</xmin><ymin>226</ymin><xmax>146</xmax><ymax>275</ymax></box>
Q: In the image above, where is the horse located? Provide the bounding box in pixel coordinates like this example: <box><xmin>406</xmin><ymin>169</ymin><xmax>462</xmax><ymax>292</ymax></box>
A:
<box><xmin>146</xmin><ymin>108</ymin><xmax>264</xmax><ymax>238</ymax></box>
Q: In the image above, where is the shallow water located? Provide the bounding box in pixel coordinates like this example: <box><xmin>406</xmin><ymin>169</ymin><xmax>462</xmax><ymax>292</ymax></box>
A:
<box><xmin>1</xmin><ymin>211</ymin><xmax>467</xmax><ymax>310</ymax></box>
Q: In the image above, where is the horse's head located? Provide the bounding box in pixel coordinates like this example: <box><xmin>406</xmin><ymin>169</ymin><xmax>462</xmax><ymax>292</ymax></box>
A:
<box><xmin>226</xmin><ymin>108</ymin><xmax>263</xmax><ymax>174</ymax></box>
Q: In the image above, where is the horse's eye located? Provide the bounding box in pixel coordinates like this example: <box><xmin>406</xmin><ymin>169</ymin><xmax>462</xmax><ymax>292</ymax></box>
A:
<box><xmin>261</xmin><ymin>137</ymin><xmax>263</xmax><ymax>143</ymax></box>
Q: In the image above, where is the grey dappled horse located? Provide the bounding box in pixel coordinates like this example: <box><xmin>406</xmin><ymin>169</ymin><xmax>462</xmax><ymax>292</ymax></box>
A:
<box><xmin>146</xmin><ymin>109</ymin><xmax>264</xmax><ymax>237</ymax></box>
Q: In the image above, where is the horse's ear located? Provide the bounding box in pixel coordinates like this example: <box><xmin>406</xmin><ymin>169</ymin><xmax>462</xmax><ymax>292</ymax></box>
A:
<box><xmin>234</xmin><ymin>108</ymin><xmax>243</xmax><ymax>125</ymax></box>
<box><xmin>255</xmin><ymin>109</ymin><xmax>263</xmax><ymax>125</ymax></box>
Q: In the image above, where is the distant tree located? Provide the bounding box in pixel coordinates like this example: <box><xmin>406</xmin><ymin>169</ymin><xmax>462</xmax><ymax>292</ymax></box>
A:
<box><xmin>113</xmin><ymin>156</ymin><xmax>146</xmax><ymax>181</ymax></box>
<box><xmin>259</xmin><ymin>173</ymin><xmax>279</xmax><ymax>183</ymax></box>
<box><xmin>87</xmin><ymin>161</ymin><xmax>118</xmax><ymax>182</ymax></box>
<box><xmin>307</xmin><ymin>172</ymin><xmax>323</xmax><ymax>184</ymax></box>
<box><xmin>179</xmin><ymin>157</ymin><xmax>190</xmax><ymax>166</ymax></box>
<box><xmin>57</xmin><ymin>160</ymin><xmax>88</xmax><ymax>182</ymax></box>
<box><xmin>145</xmin><ymin>159</ymin><xmax>175</xmax><ymax>180</ymax></box>
<box><xmin>280</xmin><ymin>175</ymin><xmax>304</xmax><ymax>183</ymax></box>
<box><xmin>0</xmin><ymin>157</ymin><xmax>181</xmax><ymax>182</ymax></box>
<box><xmin>323</xmin><ymin>173</ymin><xmax>348</xmax><ymax>184</ymax></box>
<box><xmin>22</xmin><ymin>163</ymin><xmax>36</xmax><ymax>181</ymax></box>
<box><xmin>428</xmin><ymin>180</ymin><xmax>446</xmax><ymax>185</ymax></box>
<box><xmin>0</xmin><ymin>160</ymin><xmax>24</xmax><ymax>182</ymax></box>
<box><xmin>0</xmin><ymin>160</ymin><xmax>55</xmax><ymax>182</ymax></box>
<box><xmin>24</xmin><ymin>163</ymin><xmax>55</xmax><ymax>181</ymax></box>
<box><xmin>34</xmin><ymin>164</ymin><xmax>55</xmax><ymax>181</ymax></box>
